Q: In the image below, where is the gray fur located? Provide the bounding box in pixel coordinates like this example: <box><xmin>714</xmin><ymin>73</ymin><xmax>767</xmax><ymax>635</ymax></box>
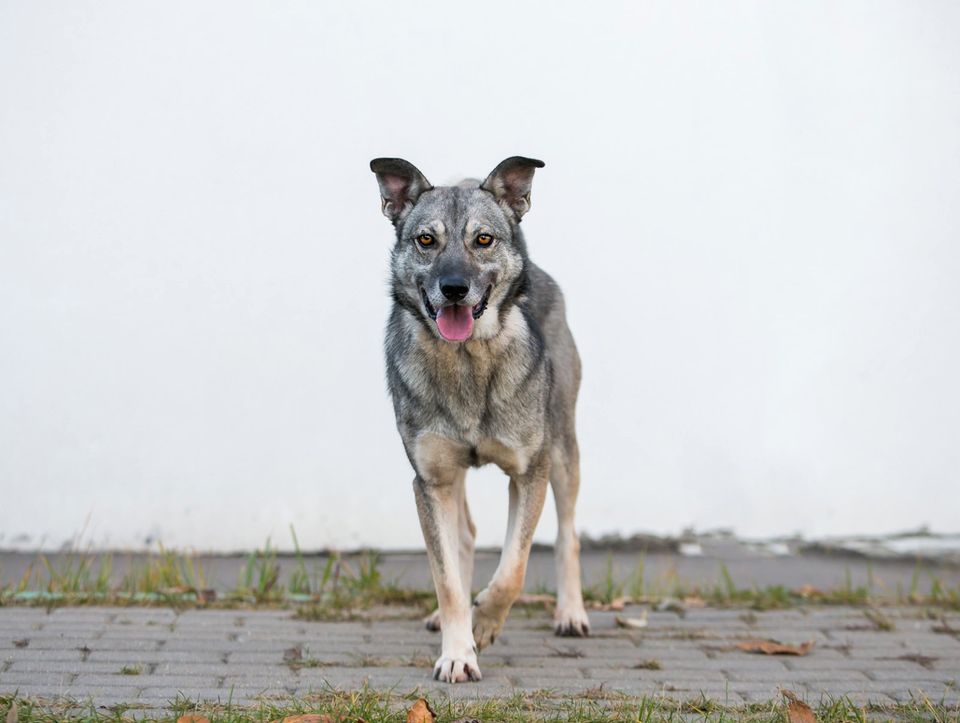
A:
<box><xmin>371</xmin><ymin>156</ymin><xmax>589</xmax><ymax>683</ymax></box>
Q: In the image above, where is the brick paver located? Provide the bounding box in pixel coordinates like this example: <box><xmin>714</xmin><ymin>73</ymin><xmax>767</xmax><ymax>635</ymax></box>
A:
<box><xmin>1</xmin><ymin>606</ymin><xmax>958</xmax><ymax>708</ymax></box>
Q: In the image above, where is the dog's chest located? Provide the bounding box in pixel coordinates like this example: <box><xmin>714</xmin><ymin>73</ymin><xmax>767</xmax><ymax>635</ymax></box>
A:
<box><xmin>395</xmin><ymin>329</ymin><xmax>547</xmax><ymax>451</ymax></box>
<box><xmin>419</xmin><ymin>342</ymin><xmax>536</xmax><ymax>431</ymax></box>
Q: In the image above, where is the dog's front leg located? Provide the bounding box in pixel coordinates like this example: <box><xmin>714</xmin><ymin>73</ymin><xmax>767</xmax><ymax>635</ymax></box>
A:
<box><xmin>472</xmin><ymin>462</ymin><xmax>549</xmax><ymax>650</ymax></box>
<box><xmin>412</xmin><ymin>473</ymin><xmax>481</xmax><ymax>683</ymax></box>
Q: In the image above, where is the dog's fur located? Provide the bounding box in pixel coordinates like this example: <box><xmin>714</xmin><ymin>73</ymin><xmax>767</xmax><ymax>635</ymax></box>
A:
<box><xmin>371</xmin><ymin>157</ymin><xmax>589</xmax><ymax>683</ymax></box>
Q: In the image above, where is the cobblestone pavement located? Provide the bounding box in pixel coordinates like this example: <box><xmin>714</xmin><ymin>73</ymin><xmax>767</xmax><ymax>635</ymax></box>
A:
<box><xmin>1</xmin><ymin>606</ymin><xmax>958</xmax><ymax>710</ymax></box>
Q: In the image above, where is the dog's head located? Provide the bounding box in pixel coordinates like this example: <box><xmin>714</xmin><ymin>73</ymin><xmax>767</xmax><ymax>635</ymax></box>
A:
<box><xmin>371</xmin><ymin>157</ymin><xmax>544</xmax><ymax>342</ymax></box>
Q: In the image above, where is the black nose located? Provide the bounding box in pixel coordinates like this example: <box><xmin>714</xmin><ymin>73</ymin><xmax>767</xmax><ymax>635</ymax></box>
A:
<box><xmin>439</xmin><ymin>277</ymin><xmax>469</xmax><ymax>302</ymax></box>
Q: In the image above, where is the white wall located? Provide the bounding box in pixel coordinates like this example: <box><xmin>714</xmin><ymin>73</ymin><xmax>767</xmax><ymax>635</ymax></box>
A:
<box><xmin>1</xmin><ymin>1</ymin><xmax>958</xmax><ymax>551</ymax></box>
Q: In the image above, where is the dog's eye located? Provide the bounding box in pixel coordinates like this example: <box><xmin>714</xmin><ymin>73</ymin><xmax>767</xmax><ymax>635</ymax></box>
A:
<box><xmin>416</xmin><ymin>234</ymin><xmax>435</xmax><ymax>247</ymax></box>
<box><xmin>476</xmin><ymin>233</ymin><xmax>493</xmax><ymax>247</ymax></box>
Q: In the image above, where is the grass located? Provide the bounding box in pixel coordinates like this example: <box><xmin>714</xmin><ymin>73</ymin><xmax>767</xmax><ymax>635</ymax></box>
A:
<box><xmin>2</xmin><ymin>534</ymin><xmax>958</xmax><ymax>615</ymax></box>
<box><xmin>0</xmin><ymin>531</ymin><xmax>435</xmax><ymax>619</ymax></box>
<box><xmin>236</xmin><ymin>539</ymin><xmax>280</xmax><ymax>603</ymax></box>
<box><xmin>593</xmin><ymin>552</ymin><xmax>624</xmax><ymax>604</ymax></box>
<box><xmin>292</xmin><ymin>551</ymin><xmax>436</xmax><ymax>622</ymax></box>
<box><xmin>1</xmin><ymin>688</ymin><xmax>958</xmax><ymax>723</ymax></box>
<box><xmin>118</xmin><ymin>664</ymin><xmax>142</xmax><ymax>676</ymax></box>
<box><xmin>123</xmin><ymin>546</ymin><xmax>209</xmax><ymax>598</ymax></box>
<box><xmin>580</xmin><ymin>556</ymin><xmax>959</xmax><ymax>612</ymax></box>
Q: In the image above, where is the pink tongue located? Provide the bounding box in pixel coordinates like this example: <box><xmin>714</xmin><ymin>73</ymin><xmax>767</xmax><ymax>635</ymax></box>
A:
<box><xmin>436</xmin><ymin>305</ymin><xmax>474</xmax><ymax>341</ymax></box>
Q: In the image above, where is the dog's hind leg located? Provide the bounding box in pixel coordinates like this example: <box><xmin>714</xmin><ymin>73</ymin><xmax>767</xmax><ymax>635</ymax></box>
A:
<box><xmin>472</xmin><ymin>462</ymin><xmax>549</xmax><ymax>650</ymax></box>
<box><xmin>424</xmin><ymin>472</ymin><xmax>475</xmax><ymax>632</ymax></box>
<box><xmin>550</xmin><ymin>439</ymin><xmax>590</xmax><ymax>636</ymax></box>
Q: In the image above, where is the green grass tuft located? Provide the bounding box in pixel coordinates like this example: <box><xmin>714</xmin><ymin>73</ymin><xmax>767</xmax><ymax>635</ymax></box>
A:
<box><xmin>2</xmin><ymin>687</ymin><xmax>958</xmax><ymax>723</ymax></box>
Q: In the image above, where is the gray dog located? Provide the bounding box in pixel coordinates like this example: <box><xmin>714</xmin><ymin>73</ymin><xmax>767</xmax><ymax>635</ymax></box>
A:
<box><xmin>370</xmin><ymin>157</ymin><xmax>589</xmax><ymax>683</ymax></box>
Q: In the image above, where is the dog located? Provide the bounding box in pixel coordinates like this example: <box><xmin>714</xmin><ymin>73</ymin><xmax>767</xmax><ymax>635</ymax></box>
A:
<box><xmin>370</xmin><ymin>156</ymin><xmax>589</xmax><ymax>683</ymax></box>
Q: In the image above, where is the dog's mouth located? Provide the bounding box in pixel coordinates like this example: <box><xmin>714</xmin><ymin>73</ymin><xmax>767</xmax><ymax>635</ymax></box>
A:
<box><xmin>421</xmin><ymin>285</ymin><xmax>491</xmax><ymax>342</ymax></box>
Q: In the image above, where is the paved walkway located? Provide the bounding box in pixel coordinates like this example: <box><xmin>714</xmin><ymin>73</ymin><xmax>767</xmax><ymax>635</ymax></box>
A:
<box><xmin>1</xmin><ymin>605</ymin><xmax>958</xmax><ymax>709</ymax></box>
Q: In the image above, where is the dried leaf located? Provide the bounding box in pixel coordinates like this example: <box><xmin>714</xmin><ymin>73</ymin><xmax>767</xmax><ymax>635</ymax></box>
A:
<box><xmin>160</xmin><ymin>586</ymin><xmax>191</xmax><ymax>595</ymax></box>
<box><xmin>682</xmin><ymin>595</ymin><xmax>707</xmax><ymax>608</ymax></box>
<box><xmin>176</xmin><ymin>716</ymin><xmax>210</xmax><ymax>723</ymax></box>
<box><xmin>788</xmin><ymin>701</ymin><xmax>816</xmax><ymax>723</ymax></box>
<box><xmin>608</xmin><ymin>596</ymin><xmax>628</xmax><ymax>611</ymax></box>
<box><xmin>588</xmin><ymin>596</ymin><xmax>635</xmax><ymax>611</ymax></box>
<box><xmin>515</xmin><ymin>593</ymin><xmax>555</xmax><ymax>606</ymax></box>
<box><xmin>614</xmin><ymin>613</ymin><xmax>648</xmax><ymax>629</ymax></box>
<box><xmin>737</xmin><ymin>638</ymin><xmax>815</xmax><ymax>656</ymax></box>
<box><xmin>794</xmin><ymin>584</ymin><xmax>824</xmax><ymax>598</ymax></box>
<box><xmin>283</xmin><ymin>645</ymin><xmax>303</xmax><ymax>662</ymax></box>
<box><xmin>782</xmin><ymin>690</ymin><xmax>816</xmax><ymax>723</ymax></box>
<box><xmin>6</xmin><ymin>701</ymin><xmax>18</xmax><ymax>723</ymax></box>
<box><xmin>406</xmin><ymin>698</ymin><xmax>435</xmax><ymax>723</ymax></box>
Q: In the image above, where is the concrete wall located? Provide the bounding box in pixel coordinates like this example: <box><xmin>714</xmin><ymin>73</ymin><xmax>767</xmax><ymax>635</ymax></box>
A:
<box><xmin>1</xmin><ymin>1</ymin><xmax>958</xmax><ymax>551</ymax></box>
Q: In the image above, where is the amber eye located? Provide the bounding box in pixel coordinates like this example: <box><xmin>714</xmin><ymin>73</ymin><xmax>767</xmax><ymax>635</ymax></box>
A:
<box><xmin>416</xmin><ymin>234</ymin><xmax>434</xmax><ymax>247</ymax></box>
<box><xmin>477</xmin><ymin>233</ymin><xmax>494</xmax><ymax>247</ymax></box>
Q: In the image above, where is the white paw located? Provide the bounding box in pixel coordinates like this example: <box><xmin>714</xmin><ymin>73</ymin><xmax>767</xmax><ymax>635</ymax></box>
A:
<box><xmin>424</xmin><ymin>609</ymin><xmax>441</xmax><ymax>632</ymax></box>
<box><xmin>433</xmin><ymin>650</ymin><xmax>481</xmax><ymax>683</ymax></box>
<box><xmin>472</xmin><ymin>587</ymin><xmax>509</xmax><ymax>650</ymax></box>
<box><xmin>554</xmin><ymin>603</ymin><xmax>591</xmax><ymax>637</ymax></box>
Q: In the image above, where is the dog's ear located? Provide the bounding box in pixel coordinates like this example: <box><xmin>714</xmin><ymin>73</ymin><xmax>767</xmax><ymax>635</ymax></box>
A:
<box><xmin>370</xmin><ymin>158</ymin><xmax>433</xmax><ymax>224</ymax></box>
<box><xmin>480</xmin><ymin>156</ymin><xmax>545</xmax><ymax>221</ymax></box>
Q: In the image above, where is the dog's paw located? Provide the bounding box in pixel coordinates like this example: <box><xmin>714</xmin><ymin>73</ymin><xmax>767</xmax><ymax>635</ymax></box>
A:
<box><xmin>432</xmin><ymin>651</ymin><xmax>482</xmax><ymax>683</ymax></box>
<box><xmin>472</xmin><ymin>588</ymin><xmax>509</xmax><ymax>650</ymax></box>
<box><xmin>424</xmin><ymin>609</ymin><xmax>441</xmax><ymax>632</ymax></box>
<box><xmin>554</xmin><ymin>605</ymin><xmax>591</xmax><ymax>637</ymax></box>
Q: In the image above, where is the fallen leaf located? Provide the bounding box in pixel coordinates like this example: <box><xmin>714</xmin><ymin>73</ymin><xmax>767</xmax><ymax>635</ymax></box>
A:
<box><xmin>614</xmin><ymin>613</ymin><xmax>648</xmax><ymax>629</ymax></box>
<box><xmin>682</xmin><ymin>595</ymin><xmax>707</xmax><ymax>608</ymax></box>
<box><xmin>12</xmin><ymin>639</ymin><xmax>28</xmax><ymax>649</ymax></box>
<box><xmin>175</xmin><ymin>716</ymin><xmax>210</xmax><ymax>723</ymax></box>
<box><xmin>196</xmin><ymin>588</ymin><xmax>217</xmax><ymax>604</ymax></box>
<box><xmin>406</xmin><ymin>698</ymin><xmax>435</xmax><ymax>723</ymax></box>
<box><xmin>515</xmin><ymin>593</ymin><xmax>555</xmax><ymax>606</ymax></box>
<box><xmin>588</xmin><ymin>596</ymin><xmax>636</xmax><ymax>611</ymax></box>
<box><xmin>6</xmin><ymin>701</ymin><xmax>17</xmax><ymax>723</ymax></box>
<box><xmin>737</xmin><ymin>638</ymin><xmax>815</xmax><ymax>656</ymax></box>
<box><xmin>160</xmin><ymin>586</ymin><xmax>191</xmax><ymax>595</ymax></box>
<box><xmin>283</xmin><ymin>645</ymin><xmax>303</xmax><ymax>662</ymax></box>
<box><xmin>794</xmin><ymin>584</ymin><xmax>824</xmax><ymax>598</ymax></box>
<box><xmin>788</xmin><ymin>701</ymin><xmax>816</xmax><ymax>723</ymax></box>
<box><xmin>782</xmin><ymin>690</ymin><xmax>816</xmax><ymax>723</ymax></box>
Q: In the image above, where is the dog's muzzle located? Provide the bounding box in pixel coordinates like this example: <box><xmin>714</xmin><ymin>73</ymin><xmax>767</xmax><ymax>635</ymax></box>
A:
<box><xmin>421</xmin><ymin>285</ymin><xmax>492</xmax><ymax>342</ymax></box>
